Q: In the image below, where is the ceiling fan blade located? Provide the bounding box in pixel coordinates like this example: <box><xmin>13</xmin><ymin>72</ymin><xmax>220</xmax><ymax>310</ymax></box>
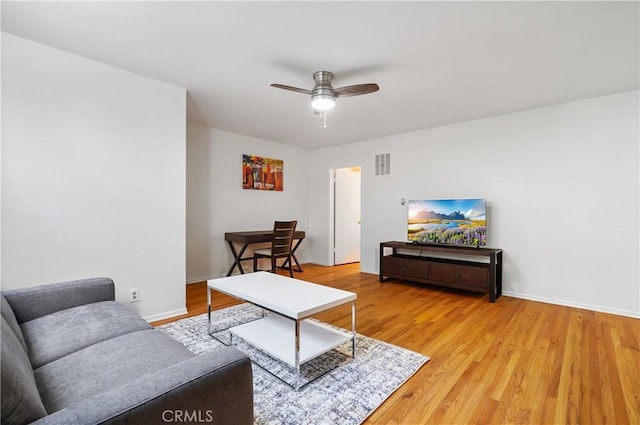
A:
<box><xmin>334</xmin><ymin>83</ymin><xmax>379</xmax><ymax>97</ymax></box>
<box><xmin>270</xmin><ymin>84</ymin><xmax>313</xmax><ymax>95</ymax></box>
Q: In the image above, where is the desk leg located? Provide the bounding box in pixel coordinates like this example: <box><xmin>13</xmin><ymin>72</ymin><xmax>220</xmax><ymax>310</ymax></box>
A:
<box><xmin>226</xmin><ymin>241</ymin><xmax>250</xmax><ymax>276</ymax></box>
<box><xmin>282</xmin><ymin>239</ymin><xmax>304</xmax><ymax>272</ymax></box>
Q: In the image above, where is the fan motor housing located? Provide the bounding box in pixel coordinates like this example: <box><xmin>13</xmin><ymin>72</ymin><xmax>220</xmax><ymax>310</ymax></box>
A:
<box><xmin>312</xmin><ymin>71</ymin><xmax>336</xmax><ymax>97</ymax></box>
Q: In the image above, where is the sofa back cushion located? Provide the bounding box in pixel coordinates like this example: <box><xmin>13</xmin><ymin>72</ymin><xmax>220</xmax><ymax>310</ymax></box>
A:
<box><xmin>3</xmin><ymin>278</ymin><xmax>115</xmax><ymax>323</ymax></box>
<box><xmin>1</xmin><ymin>295</ymin><xmax>27</xmax><ymax>352</ymax></box>
<box><xmin>1</xmin><ymin>316</ymin><xmax>47</xmax><ymax>425</ymax></box>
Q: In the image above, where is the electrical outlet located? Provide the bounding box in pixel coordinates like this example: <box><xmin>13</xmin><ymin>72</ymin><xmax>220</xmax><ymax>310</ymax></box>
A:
<box><xmin>129</xmin><ymin>288</ymin><xmax>140</xmax><ymax>303</ymax></box>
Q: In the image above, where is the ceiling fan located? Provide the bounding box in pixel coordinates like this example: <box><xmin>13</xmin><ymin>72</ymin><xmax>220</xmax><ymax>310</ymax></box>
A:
<box><xmin>271</xmin><ymin>71</ymin><xmax>379</xmax><ymax>113</ymax></box>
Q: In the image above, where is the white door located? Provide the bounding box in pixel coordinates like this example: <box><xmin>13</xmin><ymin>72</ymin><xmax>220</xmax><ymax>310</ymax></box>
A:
<box><xmin>334</xmin><ymin>167</ymin><xmax>361</xmax><ymax>264</ymax></box>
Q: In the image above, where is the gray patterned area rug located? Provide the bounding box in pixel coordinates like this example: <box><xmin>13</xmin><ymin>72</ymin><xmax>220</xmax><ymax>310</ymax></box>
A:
<box><xmin>158</xmin><ymin>303</ymin><xmax>429</xmax><ymax>425</ymax></box>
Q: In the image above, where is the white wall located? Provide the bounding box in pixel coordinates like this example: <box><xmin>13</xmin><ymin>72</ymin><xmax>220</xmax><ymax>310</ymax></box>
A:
<box><xmin>3</xmin><ymin>34</ymin><xmax>636</xmax><ymax>320</ymax></box>
<box><xmin>307</xmin><ymin>91</ymin><xmax>639</xmax><ymax>318</ymax></box>
<box><xmin>186</xmin><ymin>124</ymin><xmax>309</xmax><ymax>282</ymax></box>
<box><xmin>1</xmin><ymin>34</ymin><xmax>187</xmax><ymax>321</ymax></box>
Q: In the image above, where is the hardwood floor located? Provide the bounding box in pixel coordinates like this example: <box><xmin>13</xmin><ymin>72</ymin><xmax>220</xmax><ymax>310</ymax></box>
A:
<box><xmin>152</xmin><ymin>263</ymin><xmax>639</xmax><ymax>425</ymax></box>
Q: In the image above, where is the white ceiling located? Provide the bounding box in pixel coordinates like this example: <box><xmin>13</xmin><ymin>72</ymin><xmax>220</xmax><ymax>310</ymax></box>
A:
<box><xmin>2</xmin><ymin>1</ymin><xmax>638</xmax><ymax>150</ymax></box>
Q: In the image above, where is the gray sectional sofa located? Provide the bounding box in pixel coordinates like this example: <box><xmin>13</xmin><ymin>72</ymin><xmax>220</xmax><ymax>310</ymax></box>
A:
<box><xmin>1</xmin><ymin>277</ymin><xmax>253</xmax><ymax>425</ymax></box>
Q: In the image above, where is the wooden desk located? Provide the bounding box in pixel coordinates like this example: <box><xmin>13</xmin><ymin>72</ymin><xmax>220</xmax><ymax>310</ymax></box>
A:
<box><xmin>224</xmin><ymin>230</ymin><xmax>306</xmax><ymax>276</ymax></box>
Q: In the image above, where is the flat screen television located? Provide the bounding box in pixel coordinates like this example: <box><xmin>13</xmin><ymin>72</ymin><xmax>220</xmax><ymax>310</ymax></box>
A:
<box><xmin>407</xmin><ymin>198</ymin><xmax>487</xmax><ymax>247</ymax></box>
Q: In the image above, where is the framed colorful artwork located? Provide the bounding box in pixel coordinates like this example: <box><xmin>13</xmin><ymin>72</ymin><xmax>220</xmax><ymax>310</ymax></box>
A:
<box><xmin>242</xmin><ymin>154</ymin><xmax>283</xmax><ymax>191</ymax></box>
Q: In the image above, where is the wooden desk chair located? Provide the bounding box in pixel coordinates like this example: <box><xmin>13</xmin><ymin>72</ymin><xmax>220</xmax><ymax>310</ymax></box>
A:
<box><xmin>253</xmin><ymin>220</ymin><xmax>298</xmax><ymax>277</ymax></box>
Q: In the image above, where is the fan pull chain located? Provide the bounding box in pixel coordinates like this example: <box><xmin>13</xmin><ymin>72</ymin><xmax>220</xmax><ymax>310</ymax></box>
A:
<box><xmin>322</xmin><ymin>111</ymin><xmax>327</xmax><ymax>128</ymax></box>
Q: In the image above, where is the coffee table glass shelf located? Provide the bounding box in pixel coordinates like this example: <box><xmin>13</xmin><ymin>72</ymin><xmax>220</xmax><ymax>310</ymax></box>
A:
<box><xmin>207</xmin><ymin>272</ymin><xmax>357</xmax><ymax>388</ymax></box>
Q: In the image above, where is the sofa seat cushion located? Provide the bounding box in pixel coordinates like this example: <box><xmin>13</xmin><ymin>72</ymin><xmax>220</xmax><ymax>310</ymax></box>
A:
<box><xmin>1</xmin><ymin>317</ymin><xmax>47</xmax><ymax>425</ymax></box>
<box><xmin>21</xmin><ymin>301</ymin><xmax>152</xmax><ymax>368</ymax></box>
<box><xmin>34</xmin><ymin>329</ymin><xmax>194</xmax><ymax>413</ymax></box>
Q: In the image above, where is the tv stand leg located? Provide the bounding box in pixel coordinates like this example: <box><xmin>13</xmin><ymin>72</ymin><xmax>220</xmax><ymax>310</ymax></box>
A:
<box><xmin>489</xmin><ymin>252</ymin><xmax>502</xmax><ymax>303</ymax></box>
<box><xmin>496</xmin><ymin>251</ymin><xmax>503</xmax><ymax>299</ymax></box>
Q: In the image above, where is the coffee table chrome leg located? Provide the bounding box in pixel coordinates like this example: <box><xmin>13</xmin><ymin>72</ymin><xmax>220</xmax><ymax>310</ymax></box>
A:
<box><xmin>207</xmin><ymin>287</ymin><xmax>211</xmax><ymax>323</ymax></box>
<box><xmin>295</xmin><ymin>319</ymin><xmax>301</xmax><ymax>374</ymax></box>
<box><xmin>351</xmin><ymin>301</ymin><xmax>357</xmax><ymax>359</ymax></box>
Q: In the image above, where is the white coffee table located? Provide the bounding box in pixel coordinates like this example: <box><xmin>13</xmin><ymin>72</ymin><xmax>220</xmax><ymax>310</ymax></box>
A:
<box><xmin>207</xmin><ymin>272</ymin><xmax>356</xmax><ymax>379</ymax></box>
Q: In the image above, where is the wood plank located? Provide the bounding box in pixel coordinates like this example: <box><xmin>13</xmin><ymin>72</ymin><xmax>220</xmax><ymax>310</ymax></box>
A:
<box><xmin>151</xmin><ymin>263</ymin><xmax>640</xmax><ymax>424</ymax></box>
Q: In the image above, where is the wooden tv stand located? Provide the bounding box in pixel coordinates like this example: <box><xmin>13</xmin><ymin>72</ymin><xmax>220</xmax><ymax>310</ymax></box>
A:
<box><xmin>379</xmin><ymin>241</ymin><xmax>503</xmax><ymax>302</ymax></box>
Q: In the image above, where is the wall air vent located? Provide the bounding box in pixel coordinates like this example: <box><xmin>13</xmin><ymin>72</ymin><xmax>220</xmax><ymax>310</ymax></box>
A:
<box><xmin>375</xmin><ymin>153</ymin><xmax>391</xmax><ymax>176</ymax></box>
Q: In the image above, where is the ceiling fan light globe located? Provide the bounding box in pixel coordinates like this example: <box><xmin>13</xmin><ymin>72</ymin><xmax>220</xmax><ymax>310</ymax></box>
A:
<box><xmin>311</xmin><ymin>94</ymin><xmax>336</xmax><ymax>111</ymax></box>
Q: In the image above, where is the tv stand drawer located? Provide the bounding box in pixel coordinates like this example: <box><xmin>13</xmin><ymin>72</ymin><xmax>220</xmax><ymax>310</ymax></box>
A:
<box><xmin>382</xmin><ymin>255</ymin><xmax>429</xmax><ymax>279</ymax></box>
<box><xmin>429</xmin><ymin>263</ymin><xmax>488</xmax><ymax>289</ymax></box>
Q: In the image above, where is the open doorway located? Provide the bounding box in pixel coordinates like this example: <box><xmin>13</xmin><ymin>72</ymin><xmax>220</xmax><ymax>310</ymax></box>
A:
<box><xmin>332</xmin><ymin>167</ymin><xmax>361</xmax><ymax>265</ymax></box>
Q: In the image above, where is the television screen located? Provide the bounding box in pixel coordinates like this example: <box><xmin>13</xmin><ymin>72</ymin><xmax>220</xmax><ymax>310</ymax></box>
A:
<box><xmin>407</xmin><ymin>198</ymin><xmax>487</xmax><ymax>247</ymax></box>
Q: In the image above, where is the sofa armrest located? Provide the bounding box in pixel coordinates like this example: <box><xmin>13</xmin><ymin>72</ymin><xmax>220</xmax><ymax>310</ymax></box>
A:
<box><xmin>2</xmin><ymin>277</ymin><xmax>115</xmax><ymax>323</ymax></box>
<box><xmin>31</xmin><ymin>346</ymin><xmax>253</xmax><ymax>425</ymax></box>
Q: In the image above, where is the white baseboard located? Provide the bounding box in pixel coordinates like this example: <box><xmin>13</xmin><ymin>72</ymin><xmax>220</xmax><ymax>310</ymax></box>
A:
<box><xmin>143</xmin><ymin>307</ymin><xmax>188</xmax><ymax>323</ymax></box>
<box><xmin>361</xmin><ymin>267</ymin><xmax>638</xmax><ymax>318</ymax></box>
<box><xmin>187</xmin><ymin>262</ymin><xmax>246</xmax><ymax>283</ymax></box>
<box><xmin>503</xmin><ymin>291</ymin><xmax>640</xmax><ymax>319</ymax></box>
<box><xmin>191</xmin><ymin>266</ymin><xmax>638</xmax><ymax>319</ymax></box>
<box><xmin>186</xmin><ymin>276</ymin><xmax>216</xmax><ymax>284</ymax></box>
<box><xmin>187</xmin><ymin>270</ymin><xmax>248</xmax><ymax>283</ymax></box>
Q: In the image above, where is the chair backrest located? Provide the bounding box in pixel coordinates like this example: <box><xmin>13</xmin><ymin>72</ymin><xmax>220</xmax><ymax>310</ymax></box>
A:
<box><xmin>271</xmin><ymin>220</ymin><xmax>297</xmax><ymax>256</ymax></box>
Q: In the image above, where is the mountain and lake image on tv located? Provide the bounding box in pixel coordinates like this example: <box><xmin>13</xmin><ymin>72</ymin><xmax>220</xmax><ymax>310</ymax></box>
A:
<box><xmin>407</xmin><ymin>199</ymin><xmax>487</xmax><ymax>247</ymax></box>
